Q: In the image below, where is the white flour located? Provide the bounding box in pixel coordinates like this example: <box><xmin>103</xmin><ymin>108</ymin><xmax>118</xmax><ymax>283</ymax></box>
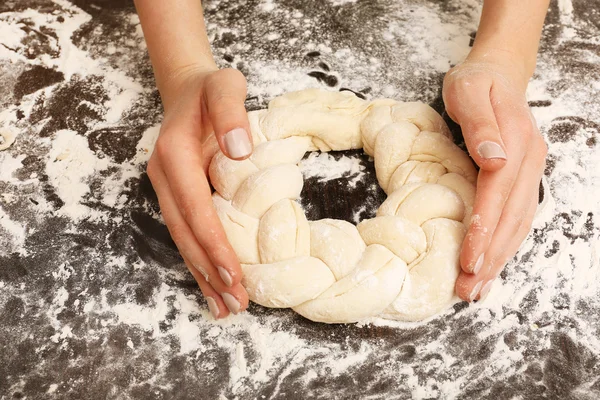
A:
<box><xmin>329</xmin><ymin>0</ymin><xmax>359</xmax><ymax>6</ymax></box>
<box><xmin>383</xmin><ymin>5</ymin><xmax>474</xmax><ymax>73</ymax></box>
<box><xmin>46</xmin><ymin>130</ymin><xmax>110</xmax><ymax>219</ymax></box>
<box><xmin>299</xmin><ymin>152</ymin><xmax>365</xmax><ymax>187</ymax></box>
<box><xmin>0</xmin><ymin>0</ymin><xmax>599</xmax><ymax>398</ymax></box>
<box><xmin>0</xmin><ymin>128</ymin><xmax>16</xmax><ymax>151</ymax></box>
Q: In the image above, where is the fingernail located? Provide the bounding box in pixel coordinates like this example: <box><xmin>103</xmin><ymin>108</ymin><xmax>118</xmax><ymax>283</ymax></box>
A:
<box><xmin>477</xmin><ymin>141</ymin><xmax>507</xmax><ymax>160</ymax></box>
<box><xmin>472</xmin><ymin>253</ymin><xmax>484</xmax><ymax>274</ymax></box>
<box><xmin>223</xmin><ymin>128</ymin><xmax>252</xmax><ymax>159</ymax></box>
<box><xmin>222</xmin><ymin>293</ymin><xmax>241</xmax><ymax>314</ymax></box>
<box><xmin>479</xmin><ymin>280</ymin><xmax>494</xmax><ymax>300</ymax></box>
<box><xmin>206</xmin><ymin>297</ymin><xmax>219</xmax><ymax>319</ymax></box>
<box><xmin>468</xmin><ymin>281</ymin><xmax>483</xmax><ymax>302</ymax></box>
<box><xmin>218</xmin><ymin>266</ymin><xmax>233</xmax><ymax>287</ymax></box>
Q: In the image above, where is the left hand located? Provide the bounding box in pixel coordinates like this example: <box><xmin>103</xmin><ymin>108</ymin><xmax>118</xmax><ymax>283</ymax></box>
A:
<box><xmin>442</xmin><ymin>51</ymin><xmax>548</xmax><ymax>302</ymax></box>
<box><xmin>147</xmin><ymin>67</ymin><xmax>253</xmax><ymax>319</ymax></box>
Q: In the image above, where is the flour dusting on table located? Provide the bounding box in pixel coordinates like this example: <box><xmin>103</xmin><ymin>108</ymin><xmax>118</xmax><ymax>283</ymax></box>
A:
<box><xmin>299</xmin><ymin>152</ymin><xmax>365</xmax><ymax>187</ymax></box>
<box><xmin>0</xmin><ymin>0</ymin><xmax>599</xmax><ymax>398</ymax></box>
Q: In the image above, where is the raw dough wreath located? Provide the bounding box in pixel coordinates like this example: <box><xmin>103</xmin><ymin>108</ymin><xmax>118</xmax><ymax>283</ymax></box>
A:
<box><xmin>209</xmin><ymin>89</ymin><xmax>477</xmax><ymax>323</ymax></box>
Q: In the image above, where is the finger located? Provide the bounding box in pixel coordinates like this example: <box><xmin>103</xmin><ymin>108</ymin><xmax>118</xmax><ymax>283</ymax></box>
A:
<box><xmin>460</xmin><ymin>167</ymin><xmax>519</xmax><ymax>275</ymax></box>
<box><xmin>147</xmin><ymin>156</ymin><xmax>249</xmax><ymax>314</ymax></box>
<box><xmin>155</xmin><ymin>130</ymin><xmax>246</xmax><ymax>290</ymax></box>
<box><xmin>183</xmin><ymin>254</ymin><xmax>230</xmax><ymax>319</ymax></box>
<box><xmin>459</xmin><ymin>101</ymin><xmax>533</xmax><ymax>274</ymax></box>
<box><xmin>455</xmin><ymin>196</ymin><xmax>537</xmax><ymax>302</ymax></box>
<box><xmin>203</xmin><ymin>68</ymin><xmax>253</xmax><ymax>160</ymax></box>
<box><xmin>481</xmin><ymin>139</ymin><xmax>546</xmax><ymax>277</ymax></box>
<box><xmin>468</xmin><ymin>195</ymin><xmax>538</xmax><ymax>303</ymax></box>
<box><xmin>477</xmin><ymin>194</ymin><xmax>538</xmax><ymax>301</ymax></box>
<box><xmin>456</xmin><ymin>136</ymin><xmax>546</xmax><ymax>301</ymax></box>
<box><xmin>454</xmin><ymin>272</ymin><xmax>486</xmax><ymax>303</ymax></box>
<box><xmin>201</xmin><ymin>133</ymin><xmax>221</xmax><ymax>175</ymax></box>
<box><xmin>481</xmin><ymin>147</ymin><xmax>545</xmax><ymax>276</ymax></box>
<box><xmin>443</xmin><ymin>73</ymin><xmax>507</xmax><ymax>170</ymax></box>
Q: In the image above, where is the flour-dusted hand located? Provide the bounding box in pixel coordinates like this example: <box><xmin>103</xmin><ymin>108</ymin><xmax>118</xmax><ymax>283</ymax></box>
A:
<box><xmin>134</xmin><ymin>0</ymin><xmax>256</xmax><ymax>318</ymax></box>
<box><xmin>441</xmin><ymin>0</ymin><xmax>550</xmax><ymax>302</ymax></box>
<box><xmin>146</xmin><ymin>68</ymin><xmax>253</xmax><ymax>319</ymax></box>
<box><xmin>443</xmin><ymin>54</ymin><xmax>547</xmax><ymax>302</ymax></box>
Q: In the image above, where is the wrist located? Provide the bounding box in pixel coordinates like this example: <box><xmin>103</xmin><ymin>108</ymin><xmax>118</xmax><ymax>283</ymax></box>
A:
<box><xmin>464</xmin><ymin>46</ymin><xmax>533</xmax><ymax>92</ymax></box>
<box><xmin>158</xmin><ymin>62</ymin><xmax>218</xmax><ymax>112</ymax></box>
<box><xmin>469</xmin><ymin>0</ymin><xmax>549</xmax><ymax>86</ymax></box>
<box><xmin>470</xmin><ymin>43</ymin><xmax>536</xmax><ymax>73</ymax></box>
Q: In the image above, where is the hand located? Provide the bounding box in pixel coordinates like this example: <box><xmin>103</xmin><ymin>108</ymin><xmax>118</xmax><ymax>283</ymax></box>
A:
<box><xmin>442</xmin><ymin>52</ymin><xmax>548</xmax><ymax>302</ymax></box>
<box><xmin>146</xmin><ymin>67</ymin><xmax>254</xmax><ymax>319</ymax></box>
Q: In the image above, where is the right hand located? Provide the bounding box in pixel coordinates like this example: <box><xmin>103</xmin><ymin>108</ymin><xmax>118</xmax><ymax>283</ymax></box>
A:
<box><xmin>442</xmin><ymin>54</ymin><xmax>548</xmax><ymax>302</ymax></box>
<box><xmin>147</xmin><ymin>67</ymin><xmax>254</xmax><ymax>319</ymax></box>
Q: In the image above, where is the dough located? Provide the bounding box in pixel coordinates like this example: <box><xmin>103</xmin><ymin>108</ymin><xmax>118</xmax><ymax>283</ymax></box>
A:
<box><xmin>0</xmin><ymin>129</ymin><xmax>16</xmax><ymax>151</ymax></box>
<box><xmin>209</xmin><ymin>89</ymin><xmax>477</xmax><ymax>323</ymax></box>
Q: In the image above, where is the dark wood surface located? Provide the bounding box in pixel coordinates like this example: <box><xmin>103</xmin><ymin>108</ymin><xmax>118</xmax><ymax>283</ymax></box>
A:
<box><xmin>0</xmin><ymin>0</ymin><xmax>599</xmax><ymax>399</ymax></box>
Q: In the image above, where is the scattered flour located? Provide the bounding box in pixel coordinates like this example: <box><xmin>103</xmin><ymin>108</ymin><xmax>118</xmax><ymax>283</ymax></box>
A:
<box><xmin>329</xmin><ymin>0</ymin><xmax>359</xmax><ymax>6</ymax></box>
<box><xmin>259</xmin><ymin>0</ymin><xmax>276</xmax><ymax>13</ymax></box>
<box><xmin>0</xmin><ymin>128</ymin><xmax>16</xmax><ymax>151</ymax></box>
<box><xmin>46</xmin><ymin>130</ymin><xmax>110</xmax><ymax>220</ymax></box>
<box><xmin>298</xmin><ymin>152</ymin><xmax>365</xmax><ymax>187</ymax></box>
<box><xmin>0</xmin><ymin>152</ymin><xmax>24</xmax><ymax>182</ymax></box>
<box><xmin>384</xmin><ymin>5</ymin><xmax>474</xmax><ymax>72</ymax></box>
<box><xmin>0</xmin><ymin>205</ymin><xmax>27</xmax><ymax>254</ymax></box>
<box><xmin>0</xmin><ymin>0</ymin><xmax>599</xmax><ymax>398</ymax></box>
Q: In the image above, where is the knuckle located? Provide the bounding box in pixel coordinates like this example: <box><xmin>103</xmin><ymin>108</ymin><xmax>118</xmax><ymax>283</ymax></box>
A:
<box><xmin>206</xmin><ymin>68</ymin><xmax>247</xmax><ymax>94</ymax></box>
<box><xmin>526</xmin><ymin>135</ymin><xmax>548</xmax><ymax>165</ymax></box>
<box><xmin>542</xmin><ymin>139</ymin><xmax>549</xmax><ymax>154</ymax></box>
<box><xmin>154</xmin><ymin>136</ymin><xmax>172</xmax><ymax>160</ymax></box>
<box><xmin>452</xmin><ymin>73</ymin><xmax>487</xmax><ymax>93</ymax></box>
<box><xmin>518</xmin><ymin>114</ymin><xmax>534</xmax><ymax>131</ymax></box>
<box><xmin>521</xmin><ymin>124</ymin><xmax>535</xmax><ymax>142</ymax></box>
<box><xmin>454</xmin><ymin>76</ymin><xmax>473</xmax><ymax>90</ymax></box>
<box><xmin>467</xmin><ymin>118</ymin><xmax>498</xmax><ymax>137</ymax></box>
<box><xmin>203</xmin><ymin>70</ymin><xmax>220</xmax><ymax>88</ymax></box>
<box><xmin>534</xmin><ymin>135</ymin><xmax>549</xmax><ymax>156</ymax></box>
<box><xmin>220</xmin><ymin>67</ymin><xmax>247</xmax><ymax>83</ymax></box>
<box><xmin>146</xmin><ymin>158</ymin><xmax>158</xmax><ymax>179</ymax></box>
<box><xmin>206</xmin><ymin>94</ymin><xmax>244</xmax><ymax>120</ymax></box>
<box><xmin>210</xmin><ymin>92</ymin><xmax>240</xmax><ymax>110</ymax></box>
<box><xmin>442</xmin><ymin>74</ymin><xmax>456</xmax><ymax>94</ymax></box>
<box><xmin>442</xmin><ymin>81</ymin><xmax>461</xmax><ymax>104</ymax></box>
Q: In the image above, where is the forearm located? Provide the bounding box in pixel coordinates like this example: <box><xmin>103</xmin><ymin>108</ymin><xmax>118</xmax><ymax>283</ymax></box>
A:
<box><xmin>469</xmin><ymin>0</ymin><xmax>550</xmax><ymax>81</ymax></box>
<box><xmin>134</xmin><ymin>0</ymin><xmax>217</xmax><ymax>107</ymax></box>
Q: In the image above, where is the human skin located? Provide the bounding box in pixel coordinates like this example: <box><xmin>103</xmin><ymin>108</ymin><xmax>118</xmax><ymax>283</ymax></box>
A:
<box><xmin>443</xmin><ymin>0</ymin><xmax>550</xmax><ymax>301</ymax></box>
<box><xmin>133</xmin><ymin>0</ymin><xmax>549</xmax><ymax>318</ymax></box>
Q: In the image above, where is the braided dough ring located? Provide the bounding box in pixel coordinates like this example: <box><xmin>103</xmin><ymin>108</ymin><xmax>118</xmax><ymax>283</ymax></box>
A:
<box><xmin>209</xmin><ymin>89</ymin><xmax>477</xmax><ymax>323</ymax></box>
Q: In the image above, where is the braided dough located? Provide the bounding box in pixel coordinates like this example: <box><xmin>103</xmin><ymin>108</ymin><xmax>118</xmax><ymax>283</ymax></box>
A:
<box><xmin>209</xmin><ymin>89</ymin><xmax>477</xmax><ymax>323</ymax></box>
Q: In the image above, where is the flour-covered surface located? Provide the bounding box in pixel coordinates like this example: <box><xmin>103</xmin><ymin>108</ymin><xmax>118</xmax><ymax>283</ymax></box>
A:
<box><xmin>0</xmin><ymin>0</ymin><xmax>599</xmax><ymax>398</ymax></box>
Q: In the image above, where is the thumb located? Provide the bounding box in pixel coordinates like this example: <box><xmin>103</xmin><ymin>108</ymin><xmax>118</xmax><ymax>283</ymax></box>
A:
<box><xmin>444</xmin><ymin>80</ymin><xmax>507</xmax><ymax>172</ymax></box>
<box><xmin>203</xmin><ymin>68</ymin><xmax>253</xmax><ymax>160</ymax></box>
